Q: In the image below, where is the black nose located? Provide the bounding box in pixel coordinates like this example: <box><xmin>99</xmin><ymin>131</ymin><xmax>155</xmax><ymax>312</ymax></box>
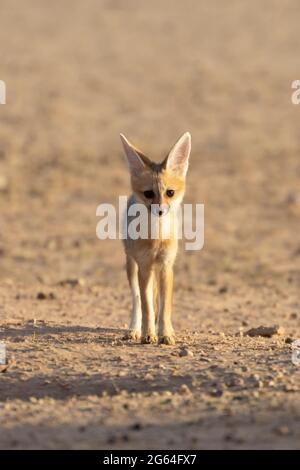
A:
<box><xmin>158</xmin><ymin>210</ymin><xmax>163</xmax><ymax>216</ymax></box>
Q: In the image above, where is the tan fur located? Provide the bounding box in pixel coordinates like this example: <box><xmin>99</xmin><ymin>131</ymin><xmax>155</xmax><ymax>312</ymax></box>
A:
<box><xmin>121</xmin><ymin>132</ymin><xmax>191</xmax><ymax>344</ymax></box>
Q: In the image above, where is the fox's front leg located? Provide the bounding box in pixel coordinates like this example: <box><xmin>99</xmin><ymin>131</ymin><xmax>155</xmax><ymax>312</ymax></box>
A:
<box><xmin>138</xmin><ymin>264</ymin><xmax>157</xmax><ymax>344</ymax></box>
<box><xmin>158</xmin><ymin>264</ymin><xmax>175</xmax><ymax>345</ymax></box>
<box><xmin>124</xmin><ymin>255</ymin><xmax>142</xmax><ymax>340</ymax></box>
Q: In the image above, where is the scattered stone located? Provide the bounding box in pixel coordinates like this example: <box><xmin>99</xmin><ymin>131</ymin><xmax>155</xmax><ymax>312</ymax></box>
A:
<box><xmin>285</xmin><ymin>337</ymin><xmax>293</xmax><ymax>344</ymax></box>
<box><xmin>198</xmin><ymin>349</ymin><xmax>206</xmax><ymax>355</ymax></box>
<box><xmin>199</xmin><ymin>356</ymin><xmax>211</xmax><ymax>362</ymax></box>
<box><xmin>179</xmin><ymin>348</ymin><xmax>194</xmax><ymax>358</ymax></box>
<box><xmin>130</xmin><ymin>422</ymin><xmax>142</xmax><ymax>431</ymax></box>
<box><xmin>224</xmin><ymin>433</ymin><xmax>244</xmax><ymax>444</ymax></box>
<box><xmin>245</xmin><ymin>325</ymin><xmax>285</xmax><ymax>338</ymax></box>
<box><xmin>37</xmin><ymin>291</ymin><xmax>47</xmax><ymax>300</ymax></box>
<box><xmin>0</xmin><ymin>364</ymin><xmax>8</xmax><ymax>373</ymax></box>
<box><xmin>285</xmin><ymin>192</ymin><xmax>297</xmax><ymax>205</ymax></box>
<box><xmin>210</xmin><ymin>388</ymin><xmax>223</xmax><ymax>397</ymax></box>
<box><xmin>284</xmin><ymin>384</ymin><xmax>298</xmax><ymax>392</ymax></box>
<box><xmin>179</xmin><ymin>384</ymin><xmax>191</xmax><ymax>395</ymax></box>
<box><xmin>219</xmin><ymin>286</ymin><xmax>228</xmax><ymax>294</ymax></box>
<box><xmin>37</xmin><ymin>291</ymin><xmax>56</xmax><ymax>300</ymax></box>
<box><xmin>144</xmin><ymin>373</ymin><xmax>154</xmax><ymax>381</ymax></box>
<box><xmin>158</xmin><ymin>364</ymin><xmax>167</xmax><ymax>370</ymax></box>
<box><xmin>29</xmin><ymin>397</ymin><xmax>38</xmax><ymax>403</ymax></box>
<box><xmin>58</xmin><ymin>278</ymin><xmax>85</xmax><ymax>287</ymax></box>
<box><xmin>224</xmin><ymin>374</ymin><xmax>245</xmax><ymax>388</ymax></box>
<box><xmin>274</xmin><ymin>425</ymin><xmax>291</xmax><ymax>436</ymax></box>
<box><xmin>247</xmin><ymin>374</ymin><xmax>264</xmax><ymax>389</ymax></box>
<box><xmin>115</xmin><ymin>356</ymin><xmax>123</xmax><ymax>362</ymax></box>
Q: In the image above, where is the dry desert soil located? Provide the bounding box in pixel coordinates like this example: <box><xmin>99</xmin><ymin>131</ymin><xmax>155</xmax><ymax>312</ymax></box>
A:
<box><xmin>0</xmin><ymin>0</ymin><xmax>300</xmax><ymax>449</ymax></box>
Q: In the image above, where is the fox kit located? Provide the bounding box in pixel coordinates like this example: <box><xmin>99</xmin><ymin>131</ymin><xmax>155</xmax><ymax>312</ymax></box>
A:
<box><xmin>120</xmin><ymin>132</ymin><xmax>191</xmax><ymax>345</ymax></box>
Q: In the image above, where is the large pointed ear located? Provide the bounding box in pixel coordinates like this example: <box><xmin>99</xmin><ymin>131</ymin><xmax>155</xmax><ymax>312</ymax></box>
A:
<box><xmin>164</xmin><ymin>132</ymin><xmax>191</xmax><ymax>177</ymax></box>
<box><xmin>120</xmin><ymin>134</ymin><xmax>150</xmax><ymax>175</ymax></box>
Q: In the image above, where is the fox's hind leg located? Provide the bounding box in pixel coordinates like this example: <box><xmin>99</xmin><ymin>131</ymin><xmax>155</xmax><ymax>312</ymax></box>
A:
<box><xmin>124</xmin><ymin>255</ymin><xmax>142</xmax><ymax>340</ymax></box>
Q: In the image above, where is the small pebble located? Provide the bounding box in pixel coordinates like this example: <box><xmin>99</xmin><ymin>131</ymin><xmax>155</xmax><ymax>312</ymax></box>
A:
<box><xmin>275</xmin><ymin>425</ymin><xmax>291</xmax><ymax>436</ymax></box>
<box><xmin>179</xmin><ymin>348</ymin><xmax>194</xmax><ymax>358</ymax></box>
<box><xmin>180</xmin><ymin>384</ymin><xmax>191</xmax><ymax>395</ymax></box>
<box><xmin>245</xmin><ymin>325</ymin><xmax>285</xmax><ymax>338</ymax></box>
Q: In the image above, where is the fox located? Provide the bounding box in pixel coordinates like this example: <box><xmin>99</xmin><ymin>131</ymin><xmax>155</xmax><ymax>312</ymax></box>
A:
<box><xmin>120</xmin><ymin>132</ymin><xmax>191</xmax><ymax>345</ymax></box>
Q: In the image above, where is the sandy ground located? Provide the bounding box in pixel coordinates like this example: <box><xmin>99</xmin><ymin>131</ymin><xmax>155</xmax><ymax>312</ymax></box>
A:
<box><xmin>0</xmin><ymin>0</ymin><xmax>300</xmax><ymax>449</ymax></box>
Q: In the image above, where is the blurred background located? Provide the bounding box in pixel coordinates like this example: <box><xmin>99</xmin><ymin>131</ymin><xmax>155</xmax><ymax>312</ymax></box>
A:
<box><xmin>1</xmin><ymin>0</ymin><xmax>300</xmax><ymax>451</ymax></box>
<box><xmin>0</xmin><ymin>0</ymin><xmax>300</xmax><ymax>290</ymax></box>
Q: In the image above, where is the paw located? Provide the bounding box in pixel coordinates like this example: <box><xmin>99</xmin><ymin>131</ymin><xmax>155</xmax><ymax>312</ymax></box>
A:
<box><xmin>159</xmin><ymin>335</ymin><xmax>176</xmax><ymax>345</ymax></box>
<box><xmin>123</xmin><ymin>329</ymin><xmax>141</xmax><ymax>341</ymax></box>
<box><xmin>141</xmin><ymin>334</ymin><xmax>158</xmax><ymax>344</ymax></box>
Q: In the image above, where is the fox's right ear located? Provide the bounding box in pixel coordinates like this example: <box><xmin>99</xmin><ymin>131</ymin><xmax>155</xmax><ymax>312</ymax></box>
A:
<box><xmin>120</xmin><ymin>134</ymin><xmax>147</xmax><ymax>175</ymax></box>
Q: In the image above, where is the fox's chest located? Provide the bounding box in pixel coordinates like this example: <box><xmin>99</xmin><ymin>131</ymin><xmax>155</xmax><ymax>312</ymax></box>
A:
<box><xmin>128</xmin><ymin>237</ymin><xmax>178</xmax><ymax>266</ymax></box>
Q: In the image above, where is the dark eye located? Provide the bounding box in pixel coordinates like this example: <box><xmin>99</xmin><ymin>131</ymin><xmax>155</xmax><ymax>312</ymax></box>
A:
<box><xmin>166</xmin><ymin>189</ymin><xmax>174</xmax><ymax>198</ymax></box>
<box><xmin>144</xmin><ymin>190</ymin><xmax>155</xmax><ymax>199</ymax></box>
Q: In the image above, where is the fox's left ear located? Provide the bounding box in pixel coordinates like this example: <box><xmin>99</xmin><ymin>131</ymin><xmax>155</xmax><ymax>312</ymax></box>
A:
<box><xmin>165</xmin><ymin>132</ymin><xmax>191</xmax><ymax>178</ymax></box>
